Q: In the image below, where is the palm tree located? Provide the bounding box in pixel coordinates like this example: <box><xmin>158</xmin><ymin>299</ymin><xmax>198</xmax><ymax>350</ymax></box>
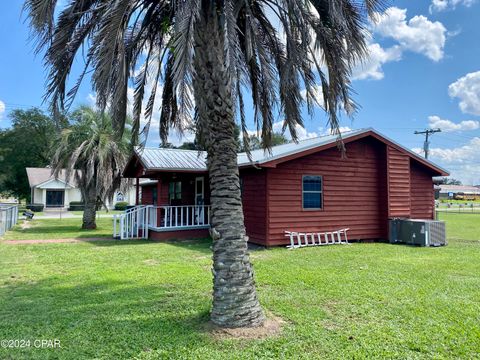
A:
<box><xmin>52</xmin><ymin>106</ymin><xmax>131</xmax><ymax>229</ymax></box>
<box><xmin>26</xmin><ymin>0</ymin><xmax>382</xmax><ymax>328</ymax></box>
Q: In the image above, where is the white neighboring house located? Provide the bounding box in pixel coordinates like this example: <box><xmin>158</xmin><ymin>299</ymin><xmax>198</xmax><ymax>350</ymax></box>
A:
<box><xmin>26</xmin><ymin>167</ymin><xmax>135</xmax><ymax>209</ymax></box>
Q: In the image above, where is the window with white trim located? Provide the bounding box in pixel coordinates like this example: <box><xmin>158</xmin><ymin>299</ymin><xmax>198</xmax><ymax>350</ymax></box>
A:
<box><xmin>302</xmin><ymin>175</ymin><xmax>323</xmax><ymax>209</ymax></box>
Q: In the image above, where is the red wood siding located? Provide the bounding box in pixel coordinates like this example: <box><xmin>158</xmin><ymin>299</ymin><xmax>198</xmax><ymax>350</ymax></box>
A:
<box><xmin>240</xmin><ymin>169</ymin><xmax>267</xmax><ymax>245</ymax></box>
<box><xmin>410</xmin><ymin>161</ymin><xmax>435</xmax><ymax>219</ymax></box>
<box><xmin>387</xmin><ymin>146</ymin><xmax>411</xmax><ymax>218</ymax></box>
<box><xmin>264</xmin><ymin>138</ymin><xmax>389</xmax><ymax>246</ymax></box>
<box><xmin>141</xmin><ymin>185</ymin><xmax>155</xmax><ymax>205</ymax></box>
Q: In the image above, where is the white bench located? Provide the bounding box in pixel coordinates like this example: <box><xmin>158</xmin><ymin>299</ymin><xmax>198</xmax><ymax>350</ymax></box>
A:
<box><xmin>284</xmin><ymin>228</ymin><xmax>350</xmax><ymax>249</ymax></box>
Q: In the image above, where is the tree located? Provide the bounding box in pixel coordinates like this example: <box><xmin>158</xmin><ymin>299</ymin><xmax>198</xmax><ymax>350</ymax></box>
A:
<box><xmin>0</xmin><ymin>108</ymin><xmax>59</xmax><ymax>200</ymax></box>
<box><xmin>442</xmin><ymin>178</ymin><xmax>462</xmax><ymax>186</ymax></box>
<box><xmin>242</xmin><ymin>132</ymin><xmax>289</xmax><ymax>151</ymax></box>
<box><xmin>52</xmin><ymin>106</ymin><xmax>131</xmax><ymax>229</ymax></box>
<box><xmin>177</xmin><ymin>142</ymin><xmax>200</xmax><ymax>150</ymax></box>
<box><xmin>159</xmin><ymin>142</ymin><xmax>177</xmax><ymax>149</ymax></box>
<box><xmin>27</xmin><ymin>0</ymin><xmax>382</xmax><ymax>328</ymax></box>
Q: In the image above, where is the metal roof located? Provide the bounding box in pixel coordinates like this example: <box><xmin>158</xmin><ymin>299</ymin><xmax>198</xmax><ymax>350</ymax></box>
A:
<box><xmin>134</xmin><ymin>128</ymin><xmax>449</xmax><ymax>174</ymax></box>
<box><xmin>136</xmin><ymin>148</ymin><xmax>208</xmax><ymax>171</ymax></box>
<box><xmin>236</xmin><ymin>128</ymin><xmax>367</xmax><ymax>165</ymax></box>
<box><xmin>26</xmin><ymin>167</ymin><xmax>78</xmax><ymax>188</ymax></box>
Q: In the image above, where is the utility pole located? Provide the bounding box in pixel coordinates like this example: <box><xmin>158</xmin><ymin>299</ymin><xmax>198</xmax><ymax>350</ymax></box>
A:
<box><xmin>414</xmin><ymin>128</ymin><xmax>441</xmax><ymax>159</ymax></box>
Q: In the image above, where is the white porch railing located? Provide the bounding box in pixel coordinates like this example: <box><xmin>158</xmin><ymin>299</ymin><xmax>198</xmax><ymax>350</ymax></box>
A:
<box><xmin>0</xmin><ymin>204</ymin><xmax>19</xmax><ymax>236</ymax></box>
<box><xmin>113</xmin><ymin>205</ymin><xmax>211</xmax><ymax>240</ymax></box>
<box><xmin>147</xmin><ymin>205</ymin><xmax>211</xmax><ymax>230</ymax></box>
<box><xmin>113</xmin><ymin>205</ymin><xmax>149</xmax><ymax>240</ymax></box>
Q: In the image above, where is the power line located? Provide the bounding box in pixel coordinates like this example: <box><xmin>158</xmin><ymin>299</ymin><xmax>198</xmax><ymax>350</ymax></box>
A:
<box><xmin>441</xmin><ymin>132</ymin><xmax>480</xmax><ymax>141</ymax></box>
<box><xmin>414</xmin><ymin>128</ymin><xmax>441</xmax><ymax>159</ymax></box>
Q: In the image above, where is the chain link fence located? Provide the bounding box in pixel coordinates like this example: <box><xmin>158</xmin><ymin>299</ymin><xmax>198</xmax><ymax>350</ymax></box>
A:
<box><xmin>436</xmin><ymin>201</ymin><xmax>480</xmax><ymax>214</ymax></box>
<box><xmin>0</xmin><ymin>204</ymin><xmax>19</xmax><ymax>236</ymax></box>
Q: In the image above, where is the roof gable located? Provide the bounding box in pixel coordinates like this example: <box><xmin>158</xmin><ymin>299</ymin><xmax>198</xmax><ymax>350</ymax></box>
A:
<box><xmin>26</xmin><ymin>167</ymin><xmax>78</xmax><ymax>188</ymax></box>
<box><xmin>35</xmin><ymin>178</ymin><xmax>74</xmax><ymax>189</ymax></box>
<box><xmin>256</xmin><ymin>129</ymin><xmax>448</xmax><ymax>176</ymax></box>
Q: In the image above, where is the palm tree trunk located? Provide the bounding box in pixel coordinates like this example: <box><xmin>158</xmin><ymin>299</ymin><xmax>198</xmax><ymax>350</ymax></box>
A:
<box><xmin>82</xmin><ymin>184</ymin><xmax>97</xmax><ymax>229</ymax></box>
<box><xmin>193</xmin><ymin>18</ymin><xmax>265</xmax><ymax>328</ymax></box>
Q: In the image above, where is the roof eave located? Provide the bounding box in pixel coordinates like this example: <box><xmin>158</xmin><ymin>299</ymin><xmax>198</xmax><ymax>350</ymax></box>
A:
<box><xmin>35</xmin><ymin>178</ymin><xmax>74</xmax><ymax>189</ymax></box>
<box><xmin>144</xmin><ymin>168</ymin><xmax>208</xmax><ymax>173</ymax></box>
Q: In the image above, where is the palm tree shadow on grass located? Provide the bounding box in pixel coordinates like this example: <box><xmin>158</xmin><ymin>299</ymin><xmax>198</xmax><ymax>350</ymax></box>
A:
<box><xmin>13</xmin><ymin>225</ymin><xmax>112</xmax><ymax>237</ymax></box>
<box><xmin>88</xmin><ymin>238</ymin><xmax>214</xmax><ymax>255</ymax></box>
<box><xmin>0</xmin><ymin>278</ymin><xmax>213</xmax><ymax>359</ymax></box>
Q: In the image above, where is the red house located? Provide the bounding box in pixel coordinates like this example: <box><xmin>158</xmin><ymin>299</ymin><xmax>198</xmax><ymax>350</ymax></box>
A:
<box><xmin>121</xmin><ymin>128</ymin><xmax>448</xmax><ymax>246</ymax></box>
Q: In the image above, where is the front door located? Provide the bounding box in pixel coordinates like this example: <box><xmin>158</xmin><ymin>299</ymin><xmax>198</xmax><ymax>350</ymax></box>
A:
<box><xmin>46</xmin><ymin>190</ymin><xmax>65</xmax><ymax>207</ymax></box>
<box><xmin>195</xmin><ymin>177</ymin><xmax>204</xmax><ymax>224</ymax></box>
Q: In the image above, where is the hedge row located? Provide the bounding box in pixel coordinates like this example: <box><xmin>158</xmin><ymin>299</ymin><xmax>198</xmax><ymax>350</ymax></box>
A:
<box><xmin>26</xmin><ymin>203</ymin><xmax>44</xmax><ymax>212</ymax></box>
<box><xmin>68</xmin><ymin>201</ymin><xmax>85</xmax><ymax>211</ymax></box>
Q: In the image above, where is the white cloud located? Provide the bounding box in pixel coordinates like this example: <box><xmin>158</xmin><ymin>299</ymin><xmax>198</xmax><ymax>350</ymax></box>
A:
<box><xmin>428</xmin><ymin>115</ymin><xmax>480</xmax><ymax>132</ymax></box>
<box><xmin>448</xmin><ymin>71</ymin><xmax>480</xmax><ymax>116</ymax></box>
<box><xmin>447</xmin><ymin>164</ymin><xmax>480</xmax><ymax>185</ymax></box>
<box><xmin>272</xmin><ymin>120</ymin><xmax>318</xmax><ymax>140</ymax></box>
<box><xmin>319</xmin><ymin>126</ymin><xmax>353</xmax><ymax>135</ymax></box>
<box><xmin>300</xmin><ymin>86</ymin><xmax>325</xmax><ymax>108</ymax></box>
<box><xmin>429</xmin><ymin>0</ymin><xmax>476</xmax><ymax>13</ymax></box>
<box><xmin>413</xmin><ymin>137</ymin><xmax>480</xmax><ymax>184</ymax></box>
<box><xmin>352</xmin><ymin>43</ymin><xmax>402</xmax><ymax>80</ymax></box>
<box><xmin>414</xmin><ymin>137</ymin><xmax>480</xmax><ymax>163</ymax></box>
<box><xmin>351</xmin><ymin>7</ymin><xmax>447</xmax><ymax>81</ymax></box>
<box><xmin>373</xmin><ymin>7</ymin><xmax>447</xmax><ymax>62</ymax></box>
<box><xmin>0</xmin><ymin>100</ymin><xmax>5</xmax><ymax>119</ymax></box>
<box><xmin>253</xmin><ymin>121</ymin><xmax>352</xmax><ymax>141</ymax></box>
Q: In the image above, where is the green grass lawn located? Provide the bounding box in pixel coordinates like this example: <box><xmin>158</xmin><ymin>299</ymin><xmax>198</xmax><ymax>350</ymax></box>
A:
<box><xmin>437</xmin><ymin>212</ymin><xmax>480</xmax><ymax>241</ymax></box>
<box><xmin>69</xmin><ymin>210</ymin><xmax>124</xmax><ymax>216</ymax></box>
<box><xmin>0</xmin><ymin>214</ymin><xmax>479</xmax><ymax>359</ymax></box>
<box><xmin>2</xmin><ymin>218</ymin><xmax>114</xmax><ymax>240</ymax></box>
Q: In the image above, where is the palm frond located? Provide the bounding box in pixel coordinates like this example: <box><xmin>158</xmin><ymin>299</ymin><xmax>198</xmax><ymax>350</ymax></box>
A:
<box><xmin>27</xmin><ymin>0</ymin><xmax>384</xmax><ymax>152</ymax></box>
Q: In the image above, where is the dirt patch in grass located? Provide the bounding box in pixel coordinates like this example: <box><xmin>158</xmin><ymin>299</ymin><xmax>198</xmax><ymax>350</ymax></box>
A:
<box><xmin>20</xmin><ymin>221</ymin><xmax>33</xmax><ymax>230</ymax></box>
<box><xmin>4</xmin><ymin>237</ymin><xmax>115</xmax><ymax>244</ymax></box>
<box><xmin>207</xmin><ymin>316</ymin><xmax>285</xmax><ymax>340</ymax></box>
<box><xmin>143</xmin><ymin>259</ymin><xmax>160</xmax><ymax>266</ymax></box>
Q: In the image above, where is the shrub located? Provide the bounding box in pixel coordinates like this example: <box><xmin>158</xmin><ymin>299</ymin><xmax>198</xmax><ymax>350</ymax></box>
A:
<box><xmin>26</xmin><ymin>203</ymin><xmax>44</xmax><ymax>212</ymax></box>
<box><xmin>114</xmin><ymin>201</ymin><xmax>129</xmax><ymax>211</ymax></box>
<box><xmin>68</xmin><ymin>201</ymin><xmax>85</xmax><ymax>211</ymax></box>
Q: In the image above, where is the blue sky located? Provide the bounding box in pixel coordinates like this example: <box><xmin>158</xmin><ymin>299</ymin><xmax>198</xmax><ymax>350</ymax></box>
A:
<box><xmin>0</xmin><ymin>0</ymin><xmax>480</xmax><ymax>183</ymax></box>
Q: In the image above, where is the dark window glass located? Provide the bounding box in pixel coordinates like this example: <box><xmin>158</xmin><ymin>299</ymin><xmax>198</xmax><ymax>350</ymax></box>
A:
<box><xmin>196</xmin><ymin>179</ymin><xmax>202</xmax><ymax>194</ymax></box>
<box><xmin>302</xmin><ymin>175</ymin><xmax>322</xmax><ymax>209</ymax></box>
<box><xmin>175</xmin><ymin>181</ymin><xmax>181</xmax><ymax>199</ymax></box>
<box><xmin>169</xmin><ymin>181</ymin><xmax>181</xmax><ymax>201</ymax></box>
<box><xmin>152</xmin><ymin>187</ymin><xmax>158</xmax><ymax>205</ymax></box>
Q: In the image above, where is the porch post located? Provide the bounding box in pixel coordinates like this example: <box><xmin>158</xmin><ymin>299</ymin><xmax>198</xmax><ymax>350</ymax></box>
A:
<box><xmin>135</xmin><ymin>178</ymin><xmax>140</xmax><ymax>205</ymax></box>
<box><xmin>156</xmin><ymin>180</ymin><xmax>162</xmax><ymax>204</ymax></box>
<box><xmin>157</xmin><ymin>180</ymin><xmax>162</xmax><ymax>226</ymax></box>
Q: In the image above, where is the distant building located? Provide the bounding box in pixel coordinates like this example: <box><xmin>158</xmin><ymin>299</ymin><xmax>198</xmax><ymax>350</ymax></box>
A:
<box><xmin>438</xmin><ymin>184</ymin><xmax>480</xmax><ymax>200</ymax></box>
<box><xmin>26</xmin><ymin>167</ymin><xmax>135</xmax><ymax>209</ymax></box>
